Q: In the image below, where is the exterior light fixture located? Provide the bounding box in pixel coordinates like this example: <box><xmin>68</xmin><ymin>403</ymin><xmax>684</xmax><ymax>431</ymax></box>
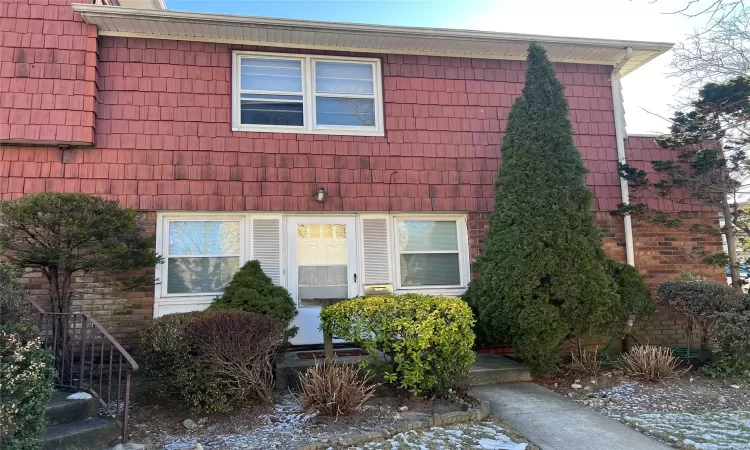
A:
<box><xmin>315</xmin><ymin>187</ymin><xmax>326</xmax><ymax>202</ymax></box>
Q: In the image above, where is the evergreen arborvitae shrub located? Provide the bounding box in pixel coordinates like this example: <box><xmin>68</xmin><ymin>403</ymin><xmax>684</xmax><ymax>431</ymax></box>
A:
<box><xmin>465</xmin><ymin>43</ymin><xmax>620</xmax><ymax>375</ymax></box>
<box><xmin>607</xmin><ymin>259</ymin><xmax>654</xmax><ymax>331</ymax></box>
<box><xmin>209</xmin><ymin>260</ymin><xmax>297</xmax><ymax>337</ymax></box>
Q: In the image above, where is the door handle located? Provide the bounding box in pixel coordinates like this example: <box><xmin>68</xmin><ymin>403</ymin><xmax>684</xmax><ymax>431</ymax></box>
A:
<box><xmin>353</xmin><ymin>273</ymin><xmax>357</xmax><ymax>283</ymax></box>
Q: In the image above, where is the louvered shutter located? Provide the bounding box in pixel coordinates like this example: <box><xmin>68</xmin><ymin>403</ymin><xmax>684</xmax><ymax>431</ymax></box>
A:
<box><xmin>251</xmin><ymin>217</ymin><xmax>282</xmax><ymax>285</ymax></box>
<box><xmin>361</xmin><ymin>217</ymin><xmax>391</xmax><ymax>284</ymax></box>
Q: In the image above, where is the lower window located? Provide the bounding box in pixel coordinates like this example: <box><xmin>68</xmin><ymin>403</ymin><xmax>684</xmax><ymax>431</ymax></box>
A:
<box><xmin>165</xmin><ymin>220</ymin><xmax>242</xmax><ymax>295</ymax></box>
<box><xmin>396</xmin><ymin>219</ymin><xmax>464</xmax><ymax>288</ymax></box>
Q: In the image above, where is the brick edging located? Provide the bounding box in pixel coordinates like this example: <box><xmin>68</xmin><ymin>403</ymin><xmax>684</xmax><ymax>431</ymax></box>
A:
<box><xmin>296</xmin><ymin>400</ymin><xmax>491</xmax><ymax>450</ymax></box>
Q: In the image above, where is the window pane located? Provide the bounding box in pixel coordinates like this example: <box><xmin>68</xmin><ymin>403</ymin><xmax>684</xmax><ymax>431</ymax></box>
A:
<box><xmin>167</xmin><ymin>256</ymin><xmax>240</xmax><ymax>294</ymax></box>
<box><xmin>169</xmin><ymin>221</ymin><xmax>240</xmax><ymax>255</ymax></box>
<box><xmin>315</xmin><ymin>61</ymin><xmax>374</xmax><ymax>95</ymax></box>
<box><xmin>241</xmin><ymin>93</ymin><xmax>303</xmax><ymax>126</ymax></box>
<box><xmin>315</xmin><ymin>97</ymin><xmax>375</xmax><ymax>127</ymax></box>
<box><xmin>400</xmin><ymin>253</ymin><xmax>460</xmax><ymax>286</ymax></box>
<box><xmin>241</xmin><ymin>57</ymin><xmax>302</xmax><ymax>93</ymax></box>
<box><xmin>398</xmin><ymin>221</ymin><xmax>458</xmax><ymax>252</ymax></box>
<box><xmin>296</xmin><ymin>223</ymin><xmax>349</xmax><ymax>307</ymax></box>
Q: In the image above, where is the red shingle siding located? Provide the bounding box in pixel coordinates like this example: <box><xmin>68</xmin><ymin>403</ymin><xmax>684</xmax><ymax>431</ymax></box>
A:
<box><xmin>0</xmin><ymin>0</ymin><xmax>98</xmax><ymax>145</ymax></box>
<box><xmin>3</xmin><ymin>30</ymin><xmax>620</xmax><ymax>211</ymax></box>
<box><xmin>625</xmin><ymin>136</ymin><xmax>714</xmax><ymax>213</ymax></box>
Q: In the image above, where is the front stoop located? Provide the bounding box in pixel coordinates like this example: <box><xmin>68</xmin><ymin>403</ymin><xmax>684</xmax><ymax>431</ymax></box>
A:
<box><xmin>44</xmin><ymin>391</ymin><xmax>120</xmax><ymax>450</ymax></box>
<box><xmin>468</xmin><ymin>354</ymin><xmax>531</xmax><ymax>386</ymax></box>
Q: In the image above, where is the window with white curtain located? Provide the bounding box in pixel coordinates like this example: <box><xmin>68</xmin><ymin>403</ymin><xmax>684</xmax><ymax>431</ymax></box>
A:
<box><xmin>396</xmin><ymin>220</ymin><xmax>464</xmax><ymax>288</ymax></box>
<box><xmin>233</xmin><ymin>52</ymin><xmax>383</xmax><ymax>136</ymax></box>
<box><xmin>165</xmin><ymin>220</ymin><xmax>242</xmax><ymax>295</ymax></box>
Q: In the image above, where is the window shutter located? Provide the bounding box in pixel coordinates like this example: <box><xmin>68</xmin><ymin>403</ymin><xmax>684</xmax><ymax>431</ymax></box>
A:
<box><xmin>362</xmin><ymin>217</ymin><xmax>391</xmax><ymax>284</ymax></box>
<box><xmin>251</xmin><ymin>217</ymin><xmax>282</xmax><ymax>285</ymax></box>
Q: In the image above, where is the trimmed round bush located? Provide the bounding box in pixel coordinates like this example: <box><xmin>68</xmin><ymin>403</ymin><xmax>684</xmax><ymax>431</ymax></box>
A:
<box><xmin>320</xmin><ymin>294</ymin><xmax>475</xmax><ymax>397</ymax></box>
<box><xmin>140</xmin><ymin>310</ymin><xmax>285</xmax><ymax>412</ymax></box>
<box><xmin>704</xmin><ymin>309</ymin><xmax>750</xmax><ymax>377</ymax></box>
<box><xmin>0</xmin><ymin>322</ymin><xmax>55</xmax><ymax>450</ymax></box>
<box><xmin>209</xmin><ymin>260</ymin><xmax>297</xmax><ymax>338</ymax></box>
<box><xmin>657</xmin><ymin>278</ymin><xmax>746</xmax><ymax>361</ymax></box>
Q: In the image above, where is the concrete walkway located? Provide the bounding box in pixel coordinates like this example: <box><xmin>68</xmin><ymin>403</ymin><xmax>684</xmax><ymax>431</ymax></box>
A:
<box><xmin>470</xmin><ymin>383</ymin><xmax>671</xmax><ymax>450</ymax></box>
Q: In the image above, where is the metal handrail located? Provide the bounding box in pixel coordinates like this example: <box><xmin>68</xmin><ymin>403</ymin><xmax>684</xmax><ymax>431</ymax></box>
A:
<box><xmin>28</xmin><ymin>298</ymin><xmax>138</xmax><ymax>444</ymax></box>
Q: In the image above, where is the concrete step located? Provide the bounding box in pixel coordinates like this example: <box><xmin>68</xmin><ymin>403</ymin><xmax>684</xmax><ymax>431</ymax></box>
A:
<box><xmin>45</xmin><ymin>391</ymin><xmax>99</xmax><ymax>427</ymax></box>
<box><xmin>44</xmin><ymin>417</ymin><xmax>120</xmax><ymax>450</ymax></box>
<box><xmin>468</xmin><ymin>354</ymin><xmax>531</xmax><ymax>386</ymax></box>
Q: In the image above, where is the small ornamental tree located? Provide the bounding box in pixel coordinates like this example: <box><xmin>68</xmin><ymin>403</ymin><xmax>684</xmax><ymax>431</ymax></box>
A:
<box><xmin>0</xmin><ymin>193</ymin><xmax>159</xmax><ymax>315</ymax></box>
<box><xmin>465</xmin><ymin>43</ymin><xmax>621</xmax><ymax>375</ymax></box>
<box><xmin>617</xmin><ymin>76</ymin><xmax>750</xmax><ymax>290</ymax></box>
<box><xmin>209</xmin><ymin>260</ymin><xmax>298</xmax><ymax>338</ymax></box>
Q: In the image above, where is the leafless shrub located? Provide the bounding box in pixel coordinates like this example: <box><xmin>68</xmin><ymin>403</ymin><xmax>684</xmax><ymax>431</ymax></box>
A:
<box><xmin>621</xmin><ymin>345</ymin><xmax>688</xmax><ymax>382</ymax></box>
<box><xmin>188</xmin><ymin>311</ymin><xmax>285</xmax><ymax>404</ymax></box>
<box><xmin>569</xmin><ymin>346</ymin><xmax>600</xmax><ymax>377</ymax></box>
<box><xmin>298</xmin><ymin>360</ymin><xmax>377</xmax><ymax>418</ymax></box>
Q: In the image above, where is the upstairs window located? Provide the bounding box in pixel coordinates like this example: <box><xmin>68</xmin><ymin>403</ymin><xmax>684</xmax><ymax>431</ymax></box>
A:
<box><xmin>233</xmin><ymin>52</ymin><xmax>383</xmax><ymax>136</ymax></box>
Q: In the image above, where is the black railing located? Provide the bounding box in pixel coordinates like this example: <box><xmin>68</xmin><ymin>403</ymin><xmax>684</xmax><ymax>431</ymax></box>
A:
<box><xmin>28</xmin><ymin>298</ymin><xmax>137</xmax><ymax>444</ymax></box>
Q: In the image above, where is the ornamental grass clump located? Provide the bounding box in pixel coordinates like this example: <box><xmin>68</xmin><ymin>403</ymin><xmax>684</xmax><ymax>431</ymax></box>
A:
<box><xmin>569</xmin><ymin>346</ymin><xmax>600</xmax><ymax>377</ymax></box>
<box><xmin>298</xmin><ymin>360</ymin><xmax>377</xmax><ymax>418</ymax></box>
<box><xmin>622</xmin><ymin>345</ymin><xmax>686</xmax><ymax>382</ymax></box>
<box><xmin>320</xmin><ymin>294</ymin><xmax>475</xmax><ymax>397</ymax></box>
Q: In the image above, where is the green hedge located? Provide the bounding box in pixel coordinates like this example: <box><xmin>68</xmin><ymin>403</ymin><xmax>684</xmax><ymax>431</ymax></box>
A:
<box><xmin>209</xmin><ymin>260</ymin><xmax>298</xmax><ymax>339</ymax></box>
<box><xmin>0</xmin><ymin>322</ymin><xmax>55</xmax><ymax>450</ymax></box>
<box><xmin>320</xmin><ymin>294</ymin><xmax>475</xmax><ymax>397</ymax></box>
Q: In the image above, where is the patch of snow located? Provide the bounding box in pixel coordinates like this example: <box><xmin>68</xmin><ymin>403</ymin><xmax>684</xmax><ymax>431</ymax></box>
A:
<box><xmin>356</xmin><ymin>422</ymin><xmax>526</xmax><ymax>450</ymax></box>
<box><xmin>67</xmin><ymin>392</ymin><xmax>92</xmax><ymax>400</ymax></box>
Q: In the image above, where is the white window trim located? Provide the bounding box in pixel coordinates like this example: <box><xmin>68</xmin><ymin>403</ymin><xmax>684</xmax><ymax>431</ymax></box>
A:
<box><xmin>153</xmin><ymin>212</ymin><xmax>470</xmax><ymax>317</ymax></box>
<box><xmin>231</xmin><ymin>51</ymin><xmax>384</xmax><ymax>136</ymax></box>
<box><xmin>157</xmin><ymin>213</ymin><xmax>249</xmax><ymax>300</ymax></box>
<box><xmin>391</xmin><ymin>215</ymin><xmax>471</xmax><ymax>291</ymax></box>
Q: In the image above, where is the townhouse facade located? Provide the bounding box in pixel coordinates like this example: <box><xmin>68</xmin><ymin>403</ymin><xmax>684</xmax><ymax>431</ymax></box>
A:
<box><xmin>0</xmin><ymin>0</ymin><xmax>724</xmax><ymax>346</ymax></box>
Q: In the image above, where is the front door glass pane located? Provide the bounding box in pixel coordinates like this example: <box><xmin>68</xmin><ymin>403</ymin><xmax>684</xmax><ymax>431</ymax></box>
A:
<box><xmin>297</xmin><ymin>224</ymin><xmax>348</xmax><ymax>307</ymax></box>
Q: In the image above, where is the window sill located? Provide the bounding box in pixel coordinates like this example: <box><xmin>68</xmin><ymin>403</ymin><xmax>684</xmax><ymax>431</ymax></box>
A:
<box><xmin>393</xmin><ymin>286</ymin><xmax>468</xmax><ymax>296</ymax></box>
<box><xmin>232</xmin><ymin>126</ymin><xmax>384</xmax><ymax>137</ymax></box>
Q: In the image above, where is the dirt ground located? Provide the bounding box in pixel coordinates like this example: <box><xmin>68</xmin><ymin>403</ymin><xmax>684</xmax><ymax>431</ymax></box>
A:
<box><xmin>126</xmin><ymin>373</ymin><xmax>473</xmax><ymax>449</ymax></box>
<box><xmin>538</xmin><ymin>367</ymin><xmax>750</xmax><ymax>449</ymax></box>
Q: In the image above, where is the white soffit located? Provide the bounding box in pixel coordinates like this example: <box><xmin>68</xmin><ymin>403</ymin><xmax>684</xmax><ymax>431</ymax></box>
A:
<box><xmin>71</xmin><ymin>4</ymin><xmax>672</xmax><ymax>76</ymax></box>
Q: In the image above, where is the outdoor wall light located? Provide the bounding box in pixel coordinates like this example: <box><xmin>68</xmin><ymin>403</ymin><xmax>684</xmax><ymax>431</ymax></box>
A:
<box><xmin>315</xmin><ymin>187</ymin><xmax>327</xmax><ymax>202</ymax></box>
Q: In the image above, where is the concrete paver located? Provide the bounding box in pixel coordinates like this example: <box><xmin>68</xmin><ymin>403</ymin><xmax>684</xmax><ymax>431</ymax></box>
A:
<box><xmin>471</xmin><ymin>383</ymin><xmax>671</xmax><ymax>450</ymax></box>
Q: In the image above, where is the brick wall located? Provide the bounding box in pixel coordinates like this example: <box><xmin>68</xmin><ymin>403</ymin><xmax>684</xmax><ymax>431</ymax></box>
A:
<box><xmin>0</xmin><ymin>0</ymin><xmax>98</xmax><ymax>145</ymax></box>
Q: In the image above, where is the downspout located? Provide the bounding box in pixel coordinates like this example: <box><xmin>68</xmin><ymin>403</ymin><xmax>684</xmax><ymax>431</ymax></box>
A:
<box><xmin>611</xmin><ymin>48</ymin><xmax>635</xmax><ymax>267</ymax></box>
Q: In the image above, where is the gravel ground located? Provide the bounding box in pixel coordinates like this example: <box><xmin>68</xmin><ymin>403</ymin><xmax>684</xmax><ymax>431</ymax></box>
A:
<box><xmin>353</xmin><ymin>421</ymin><xmax>528</xmax><ymax>450</ymax></box>
<box><xmin>542</xmin><ymin>372</ymin><xmax>750</xmax><ymax>450</ymax></box>
<box><xmin>157</xmin><ymin>400</ymin><xmax>529</xmax><ymax>450</ymax></box>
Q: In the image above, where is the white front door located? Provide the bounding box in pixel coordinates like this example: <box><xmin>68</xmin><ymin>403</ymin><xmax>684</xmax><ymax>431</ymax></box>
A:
<box><xmin>287</xmin><ymin>217</ymin><xmax>358</xmax><ymax>345</ymax></box>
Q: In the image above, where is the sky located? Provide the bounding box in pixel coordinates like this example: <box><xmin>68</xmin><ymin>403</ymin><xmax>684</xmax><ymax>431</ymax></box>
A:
<box><xmin>166</xmin><ymin>0</ymin><xmax>714</xmax><ymax>135</ymax></box>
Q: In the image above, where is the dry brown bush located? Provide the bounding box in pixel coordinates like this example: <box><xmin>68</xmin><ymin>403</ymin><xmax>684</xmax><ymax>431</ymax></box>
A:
<box><xmin>569</xmin><ymin>346</ymin><xmax>600</xmax><ymax>377</ymax></box>
<box><xmin>298</xmin><ymin>360</ymin><xmax>377</xmax><ymax>418</ymax></box>
<box><xmin>621</xmin><ymin>345</ymin><xmax>688</xmax><ymax>382</ymax></box>
<box><xmin>188</xmin><ymin>311</ymin><xmax>285</xmax><ymax>405</ymax></box>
